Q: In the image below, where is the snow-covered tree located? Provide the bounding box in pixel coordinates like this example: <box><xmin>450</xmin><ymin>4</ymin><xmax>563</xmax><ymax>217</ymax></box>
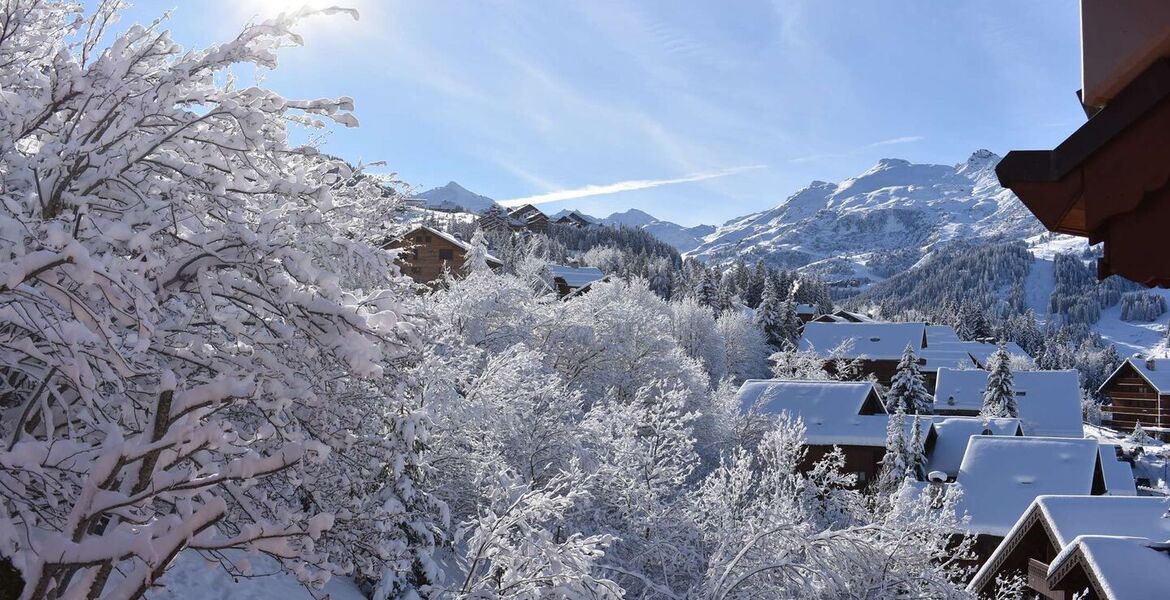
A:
<box><xmin>694</xmin><ymin>417</ymin><xmax>974</xmax><ymax>599</ymax></box>
<box><xmin>716</xmin><ymin>309</ymin><xmax>771</xmax><ymax>383</ymax></box>
<box><xmin>981</xmin><ymin>342</ymin><xmax>1017</xmax><ymax>418</ymax></box>
<box><xmin>462</xmin><ymin>227</ymin><xmax>492</xmax><ymax>274</ymax></box>
<box><xmin>755</xmin><ymin>276</ymin><xmax>784</xmax><ymax>348</ymax></box>
<box><xmin>886</xmin><ymin>344</ymin><xmax>932</xmax><ymax>414</ymax></box>
<box><xmin>451</xmin><ymin>469</ymin><xmax>622</xmax><ymax>599</ymax></box>
<box><xmin>1128</xmin><ymin>421</ymin><xmax>1155</xmax><ymax>445</ymax></box>
<box><xmin>876</xmin><ymin>406</ymin><xmax>910</xmax><ymax>497</ymax></box>
<box><xmin>0</xmin><ymin>3</ymin><xmax>442</xmax><ymax>597</ymax></box>
<box><xmin>671</xmin><ymin>297</ymin><xmax>728</xmax><ymax>383</ymax></box>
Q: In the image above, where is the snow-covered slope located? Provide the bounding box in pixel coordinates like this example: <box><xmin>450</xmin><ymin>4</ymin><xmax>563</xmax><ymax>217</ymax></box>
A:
<box><xmin>602</xmin><ymin>209</ymin><xmax>715</xmax><ymax>253</ymax></box>
<box><xmin>686</xmin><ymin>150</ymin><xmax>1042</xmax><ymax>282</ymax></box>
<box><xmin>414</xmin><ymin>181</ymin><xmax>497</xmax><ymax>213</ymax></box>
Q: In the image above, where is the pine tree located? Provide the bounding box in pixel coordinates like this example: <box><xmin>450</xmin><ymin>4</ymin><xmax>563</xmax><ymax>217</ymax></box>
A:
<box><xmin>695</xmin><ymin>269</ymin><xmax>719</xmax><ymax>310</ymax></box>
<box><xmin>744</xmin><ymin>260</ymin><xmax>768</xmax><ymax>308</ymax></box>
<box><xmin>777</xmin><ymin>294</ymin><xmax>802</xmax><ymax>348</ymax></box>
<box><xmin>981</xmin><ymin>342</ymin><xmax>1016</xmax><ymax>418</ymax></box>
<box><xmin>756</xmin><ymin>276</ymin><xmax>784</xmax><ymax>348</ymax></box>
<box><xmin>887</xmin><ymin>344</ymin><xmax>932</xmax><ymax>414</ymax></box>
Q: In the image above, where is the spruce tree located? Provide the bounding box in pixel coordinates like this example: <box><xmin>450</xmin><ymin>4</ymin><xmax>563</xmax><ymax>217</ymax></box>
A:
<box><xmin>777</xmin><ymin>294</ymin><xmax>802</xmax><ymax>348</ymax></box>
<box><xmin>745</xmin><ymin>259</ymin><xmax>768</xmax><ymax>307</ymax></box>
<box><xmin>695</xmin><ymin>269</ymin><xmax>719</xmax><ymax>310</ymax></box>
<box><xmin>755</xmin><ymin>276</ymin><xmax>784</xmax><ymax>348</ymax></box>
<box><xmin>887</xmin><ymin>344</ymin><xmax>932</xmax><ymax>414</ymax></box>
<box><xmin>981</xmin><ymin>342</ymin><xmax>1016</xmax><ymax>418</ymax></box>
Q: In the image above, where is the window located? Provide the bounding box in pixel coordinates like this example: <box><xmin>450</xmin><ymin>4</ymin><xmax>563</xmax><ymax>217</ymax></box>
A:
<box><xmin>1016</xmin><ymin>390</ymin><xmax>1027</xmax><ymax>396</ymax></box>
<box><xmin>439</xmin><ymin>249</ymin><xmax>454</xmax><ymax>261</ymax></box>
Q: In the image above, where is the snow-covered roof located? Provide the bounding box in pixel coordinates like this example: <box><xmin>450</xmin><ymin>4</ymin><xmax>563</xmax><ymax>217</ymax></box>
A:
<box><xmin>953</xmin><ymin>437</ymin><xmax>1103</xmax><ymax>536</ymax></box>
<box><xmin>798</xmin><ymin>322</ymin><xmax>926</xmax><ymax>360</ymax></box>
<box><xmin>736</xmin><ymin>379</ymin><xmax>889</xmax><ymax>446</ymax></box>
<box><xmin>924</xmin><ymin>340</ymin><xmax>1031</xmax><ymax>365</ymax></box>
<box><xmin>932</xmin><ymin>368</ymin><xmax>1083</xmax><ymax>437</ymax></box>
<box><xmin>923</xmin><ymin>417</ymin><xmax>1022</xmax><ymax>479</ymax></box>
<box><xmin>1048</xmin><ymin>535</ymin><xmax>1170</xmax><ymax>600</ymax></box>
<box><xmin>548</xmin><ymin>265</ymin><xmax>605</xmax><ymax>289</ymax></box>
<box><xmin>1106</xmin><ymin>357</ymin><xmax>1170</xmax><ymax>394</ymax></box>
<box><xmin>795</xmin><ymin>303</ymin><xmax>817</xmax><ymax>315</ymax></box>
<box><xmin>916</xmin><ymin>348</ymin><xmax>980</xmax><ymax>372</ymax></box>
<box><xmin>968</xmin><ymin>494</ymin><xmax>1170</xmax><ymax>595</ymax></box>
<box><xmin>1098</xmin><ymin>445</ymin><xmax>1137</xmax><ymax>496</ymax></box>
<box><xmin>926</xmin><ymin>325</ymin><xmax>962</xmax><ymax>344</ymax></box>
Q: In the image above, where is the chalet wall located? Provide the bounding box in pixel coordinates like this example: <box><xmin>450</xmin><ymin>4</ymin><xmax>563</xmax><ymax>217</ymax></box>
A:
<box><xmin>1101</xmin><ymin>363</ymin><xmax>1170</xmax><ymax>433</ymax></box>
<box><xmin>387</xmin><ymin>230</ymin><xmax>466</xmax><ymax>284</ymax></box>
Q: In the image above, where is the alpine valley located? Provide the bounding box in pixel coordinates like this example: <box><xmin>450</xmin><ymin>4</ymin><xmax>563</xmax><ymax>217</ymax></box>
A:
<box><xmin>415</xmin><ymin>150</ymin><xmax>1170</xmax><ymax>356</ymax></box>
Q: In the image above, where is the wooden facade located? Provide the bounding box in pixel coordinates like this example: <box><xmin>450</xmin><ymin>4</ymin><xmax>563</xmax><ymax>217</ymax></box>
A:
<box><xmin>1098</xmin><ymin>361</ymin><xmax>1170</xmax><ymax>434</ymax></box>
<box><xmin>384</xmin><ymin>226</ymin><xmax>500</xmax><ymax>285</ymax></box>
<box><xmin>802</xmin><ymin>444</ymin><xmax>886</xmax><ymax>488</ymax></box>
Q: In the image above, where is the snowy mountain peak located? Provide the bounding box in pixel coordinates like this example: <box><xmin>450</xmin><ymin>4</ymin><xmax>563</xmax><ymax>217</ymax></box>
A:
<box><xmin>687</xmin><ymin>150</ymin><xmax>1042</xmax><ymax>283</ymax></box>
<box><xmin>414</xmin><ymin>181</ymin><xmax>497</xmax><ymax>213</ymax></box>
<box><xmin>959</xmin><ymin>149</ymin><xmax>1001</xmax><ymax>174</ymax></box>
<box><xmin>604</xmin><ymin>208</ymin><xmax>659</xmax><ymax>228</ymax></box>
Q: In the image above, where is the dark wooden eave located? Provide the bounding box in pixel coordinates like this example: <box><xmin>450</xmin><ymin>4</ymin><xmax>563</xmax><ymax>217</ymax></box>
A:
<box><xmin>996</xmin><ymin>58</ymin><xmax>1170</xmax><ymax>287</ymax></box>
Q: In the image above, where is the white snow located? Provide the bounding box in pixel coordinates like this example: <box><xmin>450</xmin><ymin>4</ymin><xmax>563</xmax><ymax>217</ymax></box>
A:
<box><xmin>798</xmin><ymin>321</ymin><xmax>926</xmax><ymax>360</ymax></box>
<box><xmin>922</xmin><ymin>417</ymin><xmax>1022</xmax><ymax>480</ymax></box>
<box><xmin>737</xmin><ymin>379</ymin><xmax>890</xmax><ymax>446</ymax></box>
<box><xmin>951</xmin><ymin>437</ymin><xmax>1102</xmax><ymax>536</ymax></box>
<box><xmin>147</xmin><ymin>551</ymin><xmax>367</xmax><ymax>600</ymax></box>
<box><xmin>1048</xmin><ymin>535</ymin><xmax>1170</xmax><ymax>600</ymax></box>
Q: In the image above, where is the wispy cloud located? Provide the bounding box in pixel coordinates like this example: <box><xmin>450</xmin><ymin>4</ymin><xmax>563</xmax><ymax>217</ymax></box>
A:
<box><xmin>499</xmin><ymin>165</ymin><xmax>765</xmax><ymax>207</ymax></box>
<box><xmin>868</xmin><ymin>135</ymin><xmax>924</xmax><ymax>147</ymax></box>
<box><xmin>790</xmin><ymin>136</ymin><xmax>924</xmax><ymax>164</ymax></box>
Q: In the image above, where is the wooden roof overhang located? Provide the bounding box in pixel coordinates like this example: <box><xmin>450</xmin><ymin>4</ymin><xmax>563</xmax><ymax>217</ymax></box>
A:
<box><xmin>996</xmin><ymin>59</ymin><xmax>1170</xmax><ymax>287</ymax></box>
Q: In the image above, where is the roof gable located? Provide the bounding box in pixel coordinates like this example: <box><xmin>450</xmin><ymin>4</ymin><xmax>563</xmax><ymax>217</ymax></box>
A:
<box><xmin>1047</xmin><ymin>535</ymin><xmax>1170</xmax><ymax>600</ymax></box>
<box><xmin>968</xmin><ymin>495</ymin><xmax>1170</xmax><ymax>595</ymax></box>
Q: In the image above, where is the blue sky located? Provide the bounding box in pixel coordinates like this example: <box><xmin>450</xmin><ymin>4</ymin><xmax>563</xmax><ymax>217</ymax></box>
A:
<box><xmin>110</xmin><ymin>1</ymin><xmax>1083</xmax><ymax>226</ymax></box>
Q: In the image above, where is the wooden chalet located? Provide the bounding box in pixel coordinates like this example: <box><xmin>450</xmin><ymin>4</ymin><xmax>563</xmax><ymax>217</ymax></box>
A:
<box><xmin>547</xmin><ymin>265</ymin><xmax>606</xmax><ymax>298</ymax></box>
<box><xmin>383</xmin><ymin>225</ymin><xmax>502</xmax><ymax>285</ymax></box>
<box><xmin>995</xmin><ymin>2</ymin><xmax>1170</xmax><ymax>286</ymax></box>
<box><xmin>1098</xmin><ymin>357</ymin><xmax>1170</xmax><ymax>438</ymax></box>
<box><xmin>968</xmin><ymin>496</ymin><xmax>1170</xmax><ymax>599</ymax></box>
<box><xmin>736</xmin><ymin>379</ymin><xmax>889</xmax><ymax>486</ymax></box>
<box><xmin>477</xmin><ymin>205</ymin><xmax>514</xmax><ymax>235</ymax></box>
<box><xmin>929</xmin><ymin>437</ymin><xmax>1108</xmax><ymax>565</ymax></box>
<box><xmin>507</xmin><ymin>204</ymin><xmax>550</xmax><ymax>234</ymax></box>
<box><xmin>554</xmin><ymin>211</ymin><xmax>592</xmax><ymax>228</ymax></box>
<box><xmin>797</xmin><ymin>321</ymin><xmax>928</xmax><ymax>386</ymax></box>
